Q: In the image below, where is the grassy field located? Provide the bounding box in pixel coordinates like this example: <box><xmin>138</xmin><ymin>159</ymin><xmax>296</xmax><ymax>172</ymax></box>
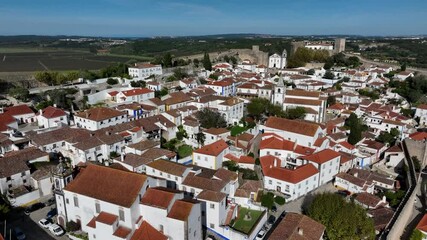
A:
<box><xmin>0</xmin><ymin>50</ymin><xmax>138</xmax><ymax>72</ymax></box>
<box><xmin>230</xmin><ymin>125</ymin><xmax>248</xmax><ymax>136</ymax></box>
<box><xmin>232</xmin><ymin>207</ymin><xmax>264</xmax><ymax>234</ymax></box>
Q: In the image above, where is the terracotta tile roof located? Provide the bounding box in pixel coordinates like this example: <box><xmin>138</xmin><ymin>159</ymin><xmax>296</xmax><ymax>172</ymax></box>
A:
<box><xmin>234</xmin><ymin>180</ymin><xmax>262</xmax><ymax>198</ymax></box>
<box><xmin>355</xmin><ymin>192</ymin><xmax>383</xmax><ymax>208</ymax></box>
<box><xmin>368</xmin><ymin>207</ymin><xmax>394</xmax><ymax>232</ymax></box>
<box><xmin>293</xmin><ymin>145</ymin><xmax>315</xmax><ymax>156</ymax></box>
<box><xmin>140</xmin><ymin>148</ymin><xmax>176</xmax><ymax>161</ymax></box>
<box><xmin>335</xmin><ymin>172</ymin><xmax>367</xmax><ymax>188</ymax></box>
<box><xmin>86</xmin><ymin>217</ymin><xmax>96</xmax><ymax>228</ymax></box>
<box><xmin>260</xmin><ymin>156</ymin><xmax>318</xmax><ymax>184</ymax></box>
<box><xmin>214</xmin><ymin>168</ymin><xmax>238</xmax><ymax>181</ymax></box>
<box><xmin>118</xmin><ymin>153</ymin><xmax>152</xmax><ymax>167</ymax></box>
<box><xmin>147</xmin><ymin>97</ymin><xmax>164</xmax><ymax>106</ymax></box>
<box><xmin>108</xmin><ymin>91</ymin><xmax>119</xmax><ymax>96</ymax></box>
<box><xmin>197</xmin><ymin>190</ymin><xmax>227</xmax><ymax>202</ymax></box>
<box><xmin>260</xmin><ymin>135</ymin><xmax>295</xmax><ymax>151</ymax></box>
<box><xmin>338</xmin><ymin>151</ymin><xmax>355</xmax><ymax>164</ymax></box>
<box><xmin>417</xmin><ymin>214</ymin><xmax>427</xmax><ymax>232</ymax></box>
<box><xmin>265</xmin><ymin>117</ymin><xmax>321</xmax><ymax>137</ymax></box>
<box><xmin>140</xmin><ymin>187</ymin><xmax>179</xmax><ymax>209</ymax></box>
<box><xmin>167</xmin><ymin>199</ymin><xmax>196</xmax><ymax>221</ymax></box>
<box><xmin>75</xmin><ymin>107</ymin><xmax>126</xmax><ymax>121</ymax></box>
<box><xmin>116</xmin><ymin>103</ymin><xmax>142</xmax><ymax>111</ymax></box>
<box><xmin>127</xmin><ymin>140</ymin><xmax>159</xmax><ymax>152</ymax></box>
<box><xmin>0</xmin><ymin>113</ymin><xmax>17</xmax><ymax>131</ymax></box>
<box><xmin>313</xmin><ymin>137</ymin><xmax>328</xmax><ymax>147</ymax></box>
<box><xmin>284</xmin><ymin>98</ymin><xmax>322</xmax><ymax>106</ymax></box>
<box><xmin>204</xmin><ymin>128</ymin><xmax>229</xmax><ymax>135</ymax></box>
<box><xmin>131</xmin><ymin>221</ymin><xmax>167</xmax><ymax>240</ymax></box>
<box><xmin>409</xmin><ymin>132</ymin><xmax>427</xmax><ymax>141</ymax></box>
<box><xmin>134</xmin><ymin>63</ymin><xmax>160</xmax><ymax>69</ymax></box>
<box><xmin>4</xmin><ymin>104</ymin><xmax>34</xmax><ymax>116</ymax></box>
<box><xmin>301</xmin><ymin>149</ymin><xmax>341</xmax><ymax>165</ymax></box>
<box><xmin>73</xmin><ymin>134</ymin><xmax>124</xmax><ymax>151</ymax></box>
<box><xmin>224</xmin><ymin>154</ymin><xmax>255</xmax><ymax>164</ymax></box>
<box><xmin>269</xmin><ymin>212</ymin><xmax>325</xmax><ymax>240</ymax></box>
<box><xmin>339</xmin><ymin>141</ymin><xmax>355</xmax><ymax>150</ymax></box>
<box><xmin>417</xmin><ymin>104</ymin><xmax>427</xmax><ymax>110</ymax></box>
<box><xmin>286</xmin><ymin>89</ymin><xmax>320</xmax><ymax>98</ymax></box>
<box><xmin>348</xmin><ymin>168</ymin><xmax>394</xmax><ymax>186</ymax></box>
<box><xmin>38</xmin><ymin>106</ymin><xmax>66</xmax><ymax>118</ymax></box>
<box><xmin>328</xmin><ymin>103</ymin><xmax>345</xmax><ymax>110</ymax></box>
<box><xmin>194</xmin><ymin>139</ymin><xmax>228</xmax><ymax>156</ymax></box>
<box><xmin>65</xmin><ymin>164</ymin><xmax>147</xmax><ymax>207</ymax></box>
<box><xmin>386</xmin><ymin>145</ymin><xmax>402</xmax><ymax>153</ymax></box>
<box><xmin>113</xmin><ymin>226</ymin><xmax>132</xmax><ymax>239</ymax></box>
<box><xmin>96</xmin><ymin>212</ymin><xmax>118</xmax><ymax>225</ymax></box>
<box><xmin>182</xmin><ymin>171</ymin><xmax>228</xmax><ymax>192</ymax></box>
<box><xmin>361</xmin><ymin>139</ymin><xmax>385</xmax><ymax>151</ymax></box>
<box><xmin>0</xmin><ymin>152</ymin><xmax>30</xmax><ymax>178</ymax></box>
<box><xmin>164</xmin><ymin>92</ymin><xmax>192</xmax><ymax>105</ymax></box>
<box><xmin>121</xmin><ymin>88</ymin><xmax>153</xmax><ymax>96</ymax></box>
<box><xmin>146</xmin><ymin>159</ymin><xmax>190</xmax><ymax>176</ymax></box>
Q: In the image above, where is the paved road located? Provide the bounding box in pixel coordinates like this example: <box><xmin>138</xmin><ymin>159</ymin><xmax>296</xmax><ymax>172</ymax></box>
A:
<box><xmin>0</xmin><ymin>204</ymin><xmax>68</xmax><ymax>240</ymax></box>
<box><xmin>344</xmin><ymin>53</ymin><xmax>427</xmax><ymax>76</ymax></box>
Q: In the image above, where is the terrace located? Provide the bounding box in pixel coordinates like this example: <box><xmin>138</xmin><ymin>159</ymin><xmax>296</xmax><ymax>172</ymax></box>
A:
<box><xmin>230</xmin><ymin>207</ymin><xmax>265</xmax><ymax>235</ymax></box>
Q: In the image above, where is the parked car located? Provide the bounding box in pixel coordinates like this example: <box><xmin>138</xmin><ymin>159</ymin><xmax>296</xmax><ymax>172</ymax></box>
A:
<box><xmin>46</xmin><ymin>208</ymin><xmax>57</xmax><ymax>219</ymax></box>
<box><xmin>49</xmin><ymin>224</ymin><xmax>64</xmax><ymax>236</ymax></box>
<box><xmin>256</xmin><ymin>229</ymin><xmax>266</xmax><ymax>240</ymax></box>
<box><xmin>336</xmin><ymin>190</ymin><xmax>351</xmax><ymax>197</ymax></box>
<box><xmin>38</xmin><ymin>218</ymin><xmax>53</xmax><ymax>229</ymax></box>
<box><xmin>24</xmin><ymin>202</ymin><xmax>45</xmax><ymax>215</ymax></box>
<box><xmin>46</xmin><ymin>197</ymin><xmax>55</xmax><ymax>206</ymax></box>
<box><xmin>267</xmin><ymin>215</ymin><xmax>276</xmax><ymax>226</ymax></box>
<box><xmin>13</xmin><ymin>227</ymin><xmax>26</xmax><ymax>240</ymax></box>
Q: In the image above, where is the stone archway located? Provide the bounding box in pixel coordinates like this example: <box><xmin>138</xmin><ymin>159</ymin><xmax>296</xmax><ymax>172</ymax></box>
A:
<box><xmin>57</xmin><ymin>215</ymin><xmax>65</xmax><ymax>227</ymax></box>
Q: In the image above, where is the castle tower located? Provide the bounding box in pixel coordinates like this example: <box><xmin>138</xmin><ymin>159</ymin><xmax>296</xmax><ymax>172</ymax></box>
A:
<box><xmin>273</xmin><ymin>76</ymin><xmax>286</xmax><ymax>105</ymax></box>
<box><xmin>334</xmin><ymin>38</ymin><xmax>346</xmax><ymax>53</ymax></box>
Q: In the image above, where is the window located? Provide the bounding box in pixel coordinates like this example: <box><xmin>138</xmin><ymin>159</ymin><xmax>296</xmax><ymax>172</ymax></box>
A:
<box><xmin>6</xmin><ymin>176</ymin><xmax>11</xmax><ymax>181</ymax></box>
<box><xmin>23</xmin><ymin>179</ymin><xmax>27</xmax><ymax>184</ymax></box>
<box><xmin>210</xmin><ymin>203</ymin><xmax>215</xmax><ymax>209</ymax></box>
<box><xmin>95</xmin><ymin>202</ymin><xmax>100</xmax><ymax>213</ymax></box>
<box><xmin>73</xmin><ymin>196</ymin><xmax>79</xmax><ymax>207</ymax></box>
<box><xmin>159</xmin><ymin>224</ymin><xmax>164</xmax><ymax>232</ymax></box>
<box><xmin>119</xmin><ymin>208</ymin><xmax>125</xmax><ymax>221</ymax></box>
<box><xmin>202</xmin><ymin>211</ymin><xmax>205</xmax><ymax>216</ymax></box>
<box><xmin>269</xmin><ymin>180</ymin><xmax>272</xmax><ymax>184</ymax></box>
<box><xmin>53</xmin><ymin>144</ymin><xmax>56</xmax><ymax>148</ymax></box>
<box><xmin>210</xmin><ymin>223</ymin><xmax>215</xmax><ymax>228</ymax></box>
<box><xmin>66</xmin><ymin>198</ymin><xmax>69</xmax><ymax>204</ymax></box>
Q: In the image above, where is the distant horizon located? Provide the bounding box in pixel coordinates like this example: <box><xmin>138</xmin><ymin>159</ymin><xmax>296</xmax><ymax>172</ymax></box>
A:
<box><xmin>1</xmin><ymin>33</ymin><xmax>427</xmax><ymax>39</ymax></box>
<box><xmin>1</xmin><ymin>0</ymin><xmax>426</xmax><ymax>37</ymax></box>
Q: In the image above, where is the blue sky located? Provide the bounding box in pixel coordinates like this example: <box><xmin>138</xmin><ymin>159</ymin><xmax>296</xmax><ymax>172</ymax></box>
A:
<box><xmin>0</xmin><ymin>0</ymin><xmax>426</xmax><ymax>36</ymax></box>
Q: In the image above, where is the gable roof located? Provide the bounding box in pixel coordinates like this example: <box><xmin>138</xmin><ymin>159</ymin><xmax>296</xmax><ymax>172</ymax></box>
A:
<box><xmin>269</xmin><ymin>212</ymin><xmax>325</xmax><ymax>240</ymax></box>
<box><xmin>301</xmin><ymin>149</ymin><xmax>341</xmax><ymax>165</ymax></box>
<box><xmin>39</xmin><ymin>106</ymin><xmax>66</xmax><ymax>119</ymax></box>
<box><xmin>265</xmin><ymin>117</ymin><xmax>321</xmax><ymax>137</ymax></box>
<box><xmin>194</xmin><ymin>139</ymin><xmax>228</xmax><ymax>156</ymax></box>
<box><xmin>167</xmin><ymin>199</ymin><xmax>197</xmax><ymax>221</ymax></box>
<box><xmin>146</xmin><ymin>159</ymin><xmax>190</xmax><ymax>176</ymax></box>
<box><xmin>75</xmin><ymin>107</ymin><xmax>125</xmax><ymax>121</ymax></box>
<box><xmin>65</xmin><ymin>164</ymin><xmax>147</xmax><ymax>208</ymax></box>
<box><xmin>4</xmin><ymin>104</ymin><xmax>34</xmax><ymax>116</ymax></box>
<box><xmin>140</xmin><ymin>187</ymin><xmax>180</xmax><ymax>209</ymax></box>
<box><xmin>120</xmin><ymin>88</ymin><xmax>153</xmax><ymax>96</ymax></box>
<box><xmin>131</xmin><ymin>221</ymin><xmax>167</xmax><ymax>240</ymax></box>
<box><xmin>197</xmin><ymin>190</ymin><xmax>227</xmax><ymax>202</ymax></box>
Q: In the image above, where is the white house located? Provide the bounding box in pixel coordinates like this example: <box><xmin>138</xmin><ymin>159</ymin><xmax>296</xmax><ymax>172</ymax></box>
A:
<box><xmin>128</xmin><ymin>63</ymin><xmax>162</xmax><ymax>79</ymax></box>
<box><xmin>193</xmin><ymin>139</ymin><xmax>229</xmax><ymax>170</ymax></box>
<box><xmin>37</xmin><ymin>106</ymin><xmax>68</xmax><ymax>129</ymax></box>
<box><xmin>115</xmin><ymin>88</ymin><xmax>155</xmax><ymax>104</ymax></box>
<box><xmin>261</xmin><ymin>116</ymin><xmax>325</xmax><ymax>148</ymax></box>
<box><xmin>415</xmin><ymin>104</ymin><xmax>427</xmax><ymax>126</ymax></box>
<box><xmin>300</xmin><ymin>149</ymin><xmax>341</xmax><ymax>185</ymax></box>
<box><xmin>260</xmin><ymin>155</ymin><xmax>319</xmax><ymax>201</ymax></box>
<box><xmin>74</xmin><ymin>107</ymin><xmax>128</xmax><ymax>131</ymax></box>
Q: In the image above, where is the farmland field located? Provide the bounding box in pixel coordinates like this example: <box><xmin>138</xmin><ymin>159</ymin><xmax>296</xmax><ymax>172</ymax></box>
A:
<box><xmin>0</xmin><ymin>50</ymin><xmax>138</xmax><ymax>72</ymax></box>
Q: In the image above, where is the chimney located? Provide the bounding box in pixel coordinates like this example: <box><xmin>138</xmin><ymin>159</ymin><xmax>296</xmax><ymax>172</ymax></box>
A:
<box><xmin>121</xmin><ymin>153</ymin><xmax>125</xmax><ymax>162</ymax></box>
<box><xmin>39</xmin><ymin>109</ymin><xmax>43</xmax><ymax>115</ymax></box>
<box><xmin>53</xmin><ymin>103</ymin><xmax>57</xmax><ymax>108</ymax></box>
<box><xmin>382</xmin><ymin>196</ymin><xmax>386</xmax><ymax>203</ymax></box>
<box><xmin>274</xmin><ymin>159</ymin><xmax>278</xmax><ymax>167</ymax></box>
<box><xmin>298</xmin><ymin>227</ymin><xmax>303</xmax><ymax>236</ymax></box>
<box><xmin>354</xmin><ymin>172</ymin><xmax>358</xmax><ymax>178</ymax></box>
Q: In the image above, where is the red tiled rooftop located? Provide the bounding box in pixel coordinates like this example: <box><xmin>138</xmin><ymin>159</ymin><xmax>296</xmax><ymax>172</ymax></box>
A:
<box><xmin>96</xmin><ymin>212</ymin><xmax>118</xmax><ymax>225</ymax></box>
<box><xmin>194</xmin><ymin>139</ymin><xmax>228</xmax><ymax>156</ymax></box>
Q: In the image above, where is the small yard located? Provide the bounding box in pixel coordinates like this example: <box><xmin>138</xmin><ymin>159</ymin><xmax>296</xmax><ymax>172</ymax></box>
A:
<box><xmin>177</xmin><ymin>144</ymin><xmax>193</xmax><ymax>159</ymax></box>
<box><xmin>230</xmin><ymin>125</ymin><xmax>248</xmax><ymax>136</ymax></box>
<box><xmin>232</xmin><ymin>207</ymin><xmax>264</xmax><ymax>234</ymax></box>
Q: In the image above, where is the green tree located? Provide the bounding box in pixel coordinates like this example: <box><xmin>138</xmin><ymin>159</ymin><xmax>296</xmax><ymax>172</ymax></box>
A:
<box><xmin>229</xmin><ymin>56</ymin><xmax>238</xmax><ymax>65</ymax></box>
<box><xmin>307</xmin><ymin>193</ymin><xmax>375</xmax><ymax>240</ymax></box>
<box><xmin>260</xmin><ymin>192</ymin><xmax>275</xmax><ymax>210</ymax></box>
<box><xmin>107</xmin><ymin>78</ymin><xmax>119</xmax><ymax>85</ymax></box>
<box><xmin>412</xmin><ymin>156</ymin><xmax>421</xmax><ymax>172</ymax></box>
<box><xmin>203</xmin><ymin>52</ymin><xmax>212</xmax><ymax>71</ymax></box>
<box><xmin>193</xmin><ymin>58</ymin><xmax>200</xmax><ymax>67</ymax></box>
<box><xmin>0</xmin><ymin>203</ymin><xmax>10</xmax><ymax>220</ymax></box>
<box><xmin>410</xmin><ymin>229</ymin><xmax>423</xmax><ymax>240</ymax></box>
<box><xmin>323</xmin><ymin>71</ymin><xmax>335</xmax><ymax>79</ymax></box>
<box><xmin>155</xmin><ymin>88</ymin><xmax>169</xmax><ymax>98</ymax></box>
<box><xmin>163</xmin><ymin>53</ymin><xmax>173</xmax><ymax>67</ymax></box>
<box><xmin>8</xmin><ymin>86</ymin><xmax>30</xmax><ymax>101</ymax></box>
<box><xmin>196</xmin><ymin>108</ymin><xmax>227</xmax><ymax>129</ymax></box>
<box><xmin>327</xmin><ymin>96</ymin><xmax>336</xmax><ymax>106</ymax></box>
<box><xmin>347</xmin><ymin>113</ymin><xmax>363</xmax><ymax>145</ymax></box>
<box><xmin>284</xmin><ymin>107</ymin><xmax>306</xmax><ymax>120</ymax></box>
<box><xmin>196</xmin><ymin>132</ymin><xmax>206</xmax><ymax>147</ymax></box>
<box><xmin>401</xmin><ymin>63</ymin><xmax>407</xmax><ymax>72</ymax></box>
<box><xmin>173</xmin><ymin>68</ymin><xmax>189</xmax><ymax>80</ymax></box>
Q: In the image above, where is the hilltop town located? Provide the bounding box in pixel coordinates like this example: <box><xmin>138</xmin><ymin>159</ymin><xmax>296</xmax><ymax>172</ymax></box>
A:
<box><xmin>1</xmin><ymin>38</ymin><xmax>427</xmax><ymax>240</ymax></box>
